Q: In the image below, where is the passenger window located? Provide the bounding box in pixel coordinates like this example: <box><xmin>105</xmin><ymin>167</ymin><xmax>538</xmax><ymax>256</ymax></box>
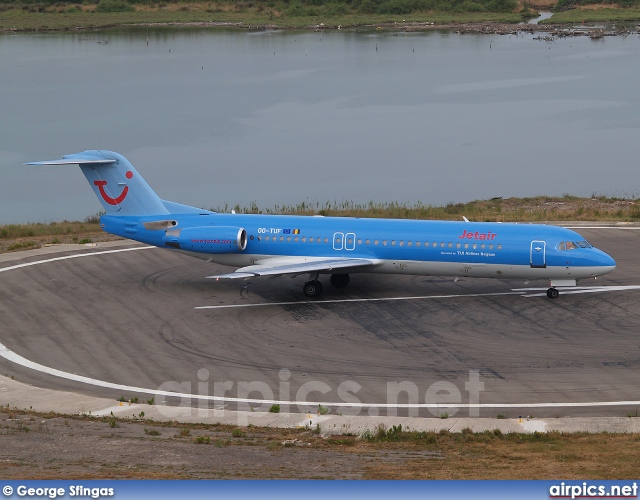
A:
<box><xmin>456</xmin><ymin>243</ymin><xmax>461</xmax><ymax>249</ymax></box>
<box><xmin>280</xmin><ymin>236</ymin><xmax>284</xmax><ymax>242</ymax></box>
<box><xmin>448</xmin><ymin>242</ymin><xmax>452</xmax><ymax>248</ymax></box>
<box><xmin>416</xmin><ymin>241</ymin><xmax>421</xmax><ymax>247</ymax></box>
<box><xmin>357</xmin><ymin>239</ymin><xmax>362</xmax><ymax>245</ymax></box>
<box><xmin>432</xmin><ymin>242</ymin><xmax>437</xmax><ymax>248</ymax></box>
<box><xmin>472</xmin><ymin>243</ymin><xmax>477</xmax><ymax>250</ymax></box>
<box><xmin>374</xmin><ymin>240</ymin><xmax>379</xmax><ymax>245</ymax></box>
<box><xmin>257</xmin><ymin>236</ymin><xmax>261</xmax><ymax>241</ymax></box>
<box><xmin>400</xmin><ymin>241</ymin><xmax>405</xmax><ymax>246</ymax></box>
<box><xmin>440</xmin><ymin>242</ymin><xmax>444</xmax><ymax>248</ymax></box>
<box><xmin>464</xmin><ymin>243</ymin><xmax>469</xmax><ymax>249</ymax></box>
<box><xmin>391</xmin><ymin>240</ymin><xmax>396</xmax><ymax>246</ymax></box>
<box><xmin>407</xmin><ymin>241</ymin><xmax>412</xmax><ymax>246</ymax></box>
<box><xmin>287</xmin><ymin>236</ymin><xmax>291</xmax><ymax>242</ymax></box>
<box><xmin>366</xmin><ymin>239</ymin><xmax>370</xmax><ymax>245</ymax></box>
<box><xmin>302</xmin><ymin>237</ymin><xmax>306</xmax><ymax>242</ymax></box>
<box><xmin>489</xmin><ymin>244</ymin><xmax>493</xmax><ymax>250</ymax></box>
<box><xmin>383</xmin><ymin>240</ymin><xmax>387</xmax><ymax>246</ymax></box>
<box><xmin>317</xmin><ymin>237</ymin><xmax>321</xmax><ymax>243</ymax></box>
<box><xmin>497</xmin><ymin>244</ymin><xmax>502</xmax><ymax>250</ymax></box>
<box><xmin>348</xmin><ymin>238</ymin><xmax>353</xmax><ymax>245</ymax></box>
<box><xmin>294</xmin><ymin>236</ymin><xmax>299</xmax><ymax>242</ymax></box>
<box><xmin>324</xmin><ymin>237</ymin><xmax>329</xmax><ymax>243</ymax></box>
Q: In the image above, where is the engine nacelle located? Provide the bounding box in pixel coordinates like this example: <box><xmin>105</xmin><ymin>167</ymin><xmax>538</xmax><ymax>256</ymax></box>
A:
<box><xmin>163</xmin><ymin>226</ymin><xmax>247</xmax><ymax>253</ymax></box>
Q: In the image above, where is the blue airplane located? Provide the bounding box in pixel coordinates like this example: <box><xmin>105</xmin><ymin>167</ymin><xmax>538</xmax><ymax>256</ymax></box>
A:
<box><xmin>28</xmin><ymin>150</ymin><xmax>616</xmax><ymax>299</ymax></box>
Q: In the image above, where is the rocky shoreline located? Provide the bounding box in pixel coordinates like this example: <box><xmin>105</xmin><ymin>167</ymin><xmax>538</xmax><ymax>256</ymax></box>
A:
<box><xmin>123</xmin><ymin>20</ymin><xmax>640</xmax><ymax>37</ymax></box>
<box><xmin>3</xmin><ymin>18</ymin><xmax>639</xmax><ymax>36</ymax></box>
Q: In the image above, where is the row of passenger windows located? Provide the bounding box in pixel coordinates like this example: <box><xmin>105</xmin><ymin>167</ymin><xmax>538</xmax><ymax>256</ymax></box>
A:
<box><xmin>250</xmin><ymin>234</ymin><xmax>502</xmax><ymax>251</ymax></box>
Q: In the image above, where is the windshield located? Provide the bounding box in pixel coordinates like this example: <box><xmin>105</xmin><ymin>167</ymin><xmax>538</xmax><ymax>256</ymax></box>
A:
<box><xmin>558</xmin><ymin>240</ymin><xmax>591</xmax><ymax>251</ymax></box>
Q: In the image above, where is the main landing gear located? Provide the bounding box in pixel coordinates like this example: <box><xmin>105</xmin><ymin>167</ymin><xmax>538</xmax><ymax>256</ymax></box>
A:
<box><xmin>303</xmin><ymin>273</ymin><xmax>351</xmax><ymax>298</ymax></box>
<box><xmin>546</xmin><ymin>287</ymin><xmax>559</xmax><ymax>299</ymax></box>
<box><xmin>303</xmin><ymin>280</ymin><xmax>323</xmax><ymax>298</ymax></box>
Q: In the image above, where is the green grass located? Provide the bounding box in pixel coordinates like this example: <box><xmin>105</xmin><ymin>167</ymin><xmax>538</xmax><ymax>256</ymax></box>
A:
<box><xmin>6</xmin><ymin>241</ymin><xmax>40</xmax><ymax>252</ymax></box>
<box><xmin>3</xmin><ymin>0</ymin><xmax>640</xmax><ymax>31</ymax></box>
<box><xmin>540</xmin><ymin>7</ymin><xmax>640</xmax><ymax>24</ymax></box>
<box><xmin>0</xmin><ymin>4</ymin><xmax>529</xmax><ymax>32</ymax></box>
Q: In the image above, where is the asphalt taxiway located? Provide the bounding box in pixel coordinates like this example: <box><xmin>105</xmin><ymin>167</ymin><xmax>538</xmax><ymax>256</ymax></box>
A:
<box><xmin>0</xmin><ymin>226</ymin><xmax>639</xmax><ymax>419</ymax></box>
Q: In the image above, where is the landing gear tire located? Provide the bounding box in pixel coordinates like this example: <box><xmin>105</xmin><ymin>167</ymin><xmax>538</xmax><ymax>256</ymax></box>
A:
<box><xmin>303</xmin><ymin>280</ymin><xmax>323</xmax><ymax>298</ymax></box>
<box><xmin>547</xmin><ymin>287</ymin><xmax>559</xmax><ymax>299</ymax></box>
<box><xmin>330</xmin><ymin>273</ymin><xmax>350</xmax><ymax>288</ymax></box>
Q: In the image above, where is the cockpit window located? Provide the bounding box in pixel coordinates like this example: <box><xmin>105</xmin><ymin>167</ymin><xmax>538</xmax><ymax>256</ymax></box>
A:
<box><xmin>558</xmin><ymin>240</ymin><xmax>591</xmax><ymax>251</ymax></box>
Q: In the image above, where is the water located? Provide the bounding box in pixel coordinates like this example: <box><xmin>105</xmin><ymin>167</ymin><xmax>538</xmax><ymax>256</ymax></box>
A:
<box><xmin>1</xmin><ymin>28</ymin><xmax>639</xmax><ymax>224</ymax></box>
<box><xmin>528</xmin><ymin>11</ymin><xmax>553</xmax><ymax>24</ymax></box>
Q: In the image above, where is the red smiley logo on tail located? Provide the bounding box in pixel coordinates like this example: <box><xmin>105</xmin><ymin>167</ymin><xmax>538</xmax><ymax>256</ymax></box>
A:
<box><xmin>93</xmin><ymin>171</ymin><xmax>133</xmax><ymax>205</ymax></box>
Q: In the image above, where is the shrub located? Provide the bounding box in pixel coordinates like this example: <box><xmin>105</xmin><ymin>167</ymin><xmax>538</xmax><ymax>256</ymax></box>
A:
<box><xmin>84</xmin><ymin>212</ymin><xmax>104</xmax><ymax>224</ymax></box>
<box><xmin>358</xmin><ymin>0</ymin><xmax>377</xmax><ymax>12</ymax></box>
<box><xmin>377</xmin><ymin>0</ymin><xmax>412</xmax><ymax>14</ymax></box>
<box><xmin>96</xmin><ymin>0</ymin><xmax>135</xmax><ymax>12</ymax></box>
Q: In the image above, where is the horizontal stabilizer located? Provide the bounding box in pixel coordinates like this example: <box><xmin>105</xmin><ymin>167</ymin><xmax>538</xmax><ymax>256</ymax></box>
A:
<box><xmin>26</xmin><ymin>158</ymin><xmax>116</xmax><ymax>166</ymax></box>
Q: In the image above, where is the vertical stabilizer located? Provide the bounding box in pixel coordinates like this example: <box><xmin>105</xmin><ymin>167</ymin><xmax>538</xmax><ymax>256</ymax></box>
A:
<box><xmin>27</xmin><ymin>150</ymin><xmax>170</xmax><ymax>216</ymax></box>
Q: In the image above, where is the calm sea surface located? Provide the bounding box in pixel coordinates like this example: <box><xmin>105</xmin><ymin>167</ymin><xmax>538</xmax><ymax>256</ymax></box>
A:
<box><xmin>1</xmin><ymin>28</ymin><xmax>639</xmax><ymax>224</ymax></box>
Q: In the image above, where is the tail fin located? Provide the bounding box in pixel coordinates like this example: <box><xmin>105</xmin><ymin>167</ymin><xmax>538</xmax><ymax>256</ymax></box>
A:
<box><xmin>27</xmin><ymin>150</ymin><xmax>170</xmax><ymax>216</ymax></box>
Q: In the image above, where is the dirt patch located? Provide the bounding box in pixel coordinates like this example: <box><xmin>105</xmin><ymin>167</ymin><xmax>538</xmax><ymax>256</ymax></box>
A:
<box><xmin>0</xmin><ymin>232</ymin><xmax>122</xmax><ymax>254</ymax></box>
<box><xmin>0</xmin><ymin>413</ymin><xmax>423</xmax><ymax>479</ymax></box>
<box><xmin>2</xmin><ymin>412</ymin><xmax>640</xmax><ymax>479</ymax></box>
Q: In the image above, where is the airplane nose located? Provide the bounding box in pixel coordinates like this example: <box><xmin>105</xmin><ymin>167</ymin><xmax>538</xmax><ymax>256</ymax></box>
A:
<box><xmin>595</xmin><ymin>249</ymin><xmax>616</xmax><ymax>274</ymax></box>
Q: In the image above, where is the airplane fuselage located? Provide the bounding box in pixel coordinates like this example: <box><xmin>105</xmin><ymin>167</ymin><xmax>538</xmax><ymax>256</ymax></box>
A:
<box><xmin>28</xmin><ymin>150</ymin><xmax>615</xmax><ymax>299</ymax></box>
<box><xmin>101</xmin><ymin>212</ymin><xmax>615</xmax><ymax>283</ymax></box>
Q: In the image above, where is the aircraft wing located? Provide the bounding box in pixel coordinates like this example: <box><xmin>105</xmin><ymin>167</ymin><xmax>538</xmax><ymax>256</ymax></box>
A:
<box><xmin>207</xmin><ymin>257</ymin><xmax>376</xmax><ymax>280</ymax></box>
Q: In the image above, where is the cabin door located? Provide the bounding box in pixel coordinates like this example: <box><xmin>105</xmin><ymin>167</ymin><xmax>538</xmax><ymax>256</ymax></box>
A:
<box><xmin>333</xmin><ymin>232</ymin><xmax>356</xmax><ymax>251</ymax></box>
<box><xmin>333</xmin><ymin>232</ymin><xmax>344</xmax><ymax>250</ymax></box>
<box><xmin>530</xmin><ymin>240</ymin><xmax>546</xmax><ymax>268</ymax></box>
